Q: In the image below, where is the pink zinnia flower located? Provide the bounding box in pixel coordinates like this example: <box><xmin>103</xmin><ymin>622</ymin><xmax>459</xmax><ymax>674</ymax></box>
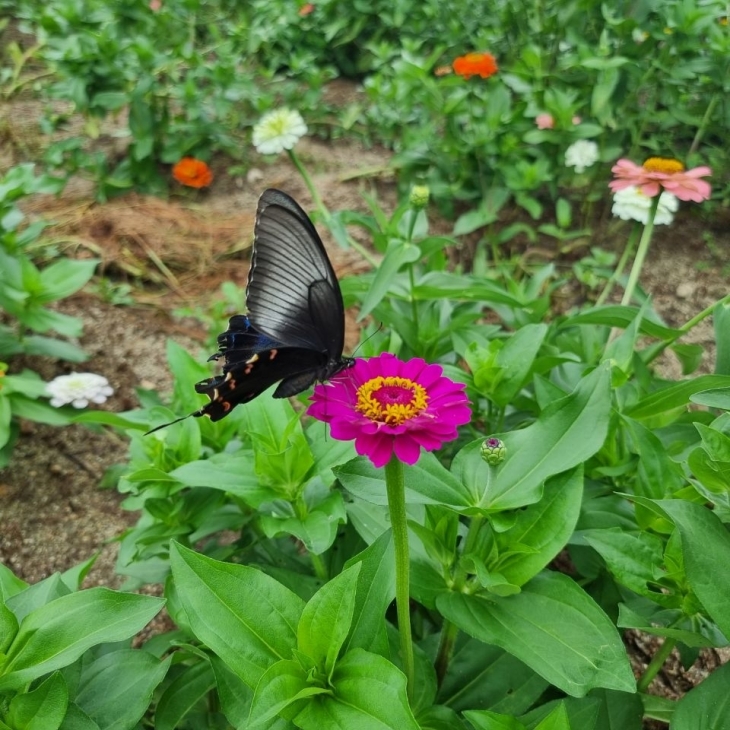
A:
<box><xmin>572</xmin><ymin>116</ymin><xmax>582</xmax><ymax>125</ymax></box>
<box><xmin>308</xmin><ymin>353</ymin><xmax>471</xmax><ymax>468</ymax></box>
<box><xmin>535</xmin><ymin>114</ymin><xmax>554</xmax><ymax>130</ymax></box>
<box><xmin>609</xmin><ymin>157</ymin><xmax>712</xmax><ymax>203</ymax></box>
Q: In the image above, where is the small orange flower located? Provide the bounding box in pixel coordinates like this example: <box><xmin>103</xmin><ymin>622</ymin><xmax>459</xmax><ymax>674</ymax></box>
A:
<box><xmin>172</xmin><ymin>157</ymin><xmax>213</xmax><ymax>188</ymax></box>
<box><xmin>299</xmin><ymin>3</ymin><xmax>314</xmax><ymax>15</ymax></box>
<box><xmin>452</xmin><ymin>52</ymin><xmax>498</xmax><ymax>80</ymax></box>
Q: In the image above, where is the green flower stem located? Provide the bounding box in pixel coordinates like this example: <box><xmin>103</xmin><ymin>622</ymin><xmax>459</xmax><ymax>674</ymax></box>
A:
<box><xmin>596</xmin><ymin>223</ymin><xmax>641</xmax><ymax>306</ymax></box>
<box><xmin>287</xmin><ymin>149</ymin><xmax>378</xmax><ymax>267</ymax></box>
<box><xmin>689</xmin><ymin>93</ymin><xmax>719</xmax><ymax>156</ymax></box>
<box><xmin>620</xmin><ymin>195</ymin><xmax>661</xmax><ymax>307</ymax></box>
<box><xmin>434</xmin><ymin>618</ymin><xmax>459</xmax><ymax>685</ymax></box>
<box><xmin>385</xmin><ymin>456</ymin><xmax>415</xmax><ymax>701</ymax></box>
<box><xmin>637</xmin><ymin>637</ymin><xmax>677</xmax><ymax>693</ymax></box>
<box><xmin>309</xmin><ymin>551</ymin><xmax>328</xmax><ymax>583</ymax></box>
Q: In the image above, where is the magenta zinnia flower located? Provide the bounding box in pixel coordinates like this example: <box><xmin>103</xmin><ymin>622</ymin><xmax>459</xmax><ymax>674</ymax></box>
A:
<box><xmin>308</xmin><ymin>353</ymin><xmax>471</xmax><ymax>468</ymax></box>
<box><xmin>609</xmin><ymin>157</ymin><xmax>712</xmax><ymax>203</ymax></box>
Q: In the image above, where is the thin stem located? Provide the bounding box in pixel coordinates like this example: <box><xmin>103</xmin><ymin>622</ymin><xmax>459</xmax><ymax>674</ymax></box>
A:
<box><xmin>384</xmin><ymin>456</ymin><xmax>415</xmax><ymax>701</ymax></box>
<box><xmin>637</xmin><ymin>637</ymin><xmax>677</xmax><ymax>693</ymax></box>
<box><xmin>689</xmin><ymin>93</ymin><xmax>719</xmax><ymax>157</ymax></box>
<box><xmin>309</xmin><ymin>552</ymin><xmax>328</xmax><ymax>583</ymax></box>
<box><xmin>435</xmin><ymin>619</ymin><xmax>460</xmax><ymax>686</ymax></box>
<box><xmin>596</xmin><ymin>223</ymin><xmax>641</xmax><ymax>306</ymax></box>
<box><xmin>406</xmin><ymin>210</ymin><xmax>420</xmax><ymax>340</ymax></box>
<box><xmin>620</xmin><ymin>196</ymin><xmax>660</xmax><ymax>307</ymax></box>
<box><xmin>288</xmin><ymin>149</ymin><xmax>378</xmax><ymax>266</ymax></box>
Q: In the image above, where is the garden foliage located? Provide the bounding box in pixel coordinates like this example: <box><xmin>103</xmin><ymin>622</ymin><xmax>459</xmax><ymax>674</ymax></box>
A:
<box><xmin>1</xmin><ymin>0</ymin><xmax>730</xmax><ymax>728</ymax></box>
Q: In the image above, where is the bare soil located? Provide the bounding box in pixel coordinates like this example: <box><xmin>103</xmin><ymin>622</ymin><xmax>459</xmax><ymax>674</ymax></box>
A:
<box><xmin>1</xmin><ymin>94</ymin><xmax>729</xmax><ymax>724</ymax></box>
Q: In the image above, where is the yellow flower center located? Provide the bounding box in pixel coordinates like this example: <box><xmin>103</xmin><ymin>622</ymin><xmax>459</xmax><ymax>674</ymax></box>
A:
<box><xmin>355</xmin><ymin>376</ymin><xmax>429</xmax><ymax>426</ymax></box>
<box><xmin>642</xmin><ymin>157</ymin><xmax>684</xmax><ymax>174</ymax></box>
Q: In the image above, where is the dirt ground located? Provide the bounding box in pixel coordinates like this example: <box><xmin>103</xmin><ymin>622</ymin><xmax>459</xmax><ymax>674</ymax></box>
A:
<box><xmin>1</xmin><ymin>98</ymin><xmax>729</xmax><ymax>724</ymax></box>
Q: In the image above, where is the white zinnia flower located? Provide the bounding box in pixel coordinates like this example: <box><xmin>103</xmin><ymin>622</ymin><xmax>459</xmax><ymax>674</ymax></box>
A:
<box><xmin>611</xmin><ymin>185</ymin><xmax>678</xmax><ymax>226</ymax></box>
<box><xmin>46</xmin><ymin>373</ymin><xmax>114</xmax><ymax>408</ymax></box>
<box><xmin>252</xmin><ymin>108</ymin><xmax>308</xmax><ymax>155</ymax></box>
<box><xmin>564</xmin><ymin>140</ymin><xmax>599</xmax><ymax>173</ymax></box>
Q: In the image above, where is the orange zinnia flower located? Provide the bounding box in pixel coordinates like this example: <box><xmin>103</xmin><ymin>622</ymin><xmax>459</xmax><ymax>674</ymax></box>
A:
<box><xmin>299</xmin><ymin>3</ymin><xmax>314</xmax><ymax>15</ymax></box>
<box><xmin>452</xmin><ymin>52</ymin><xmax>498</xmax><ymax>80</ymax></box>
<box><xmin>172</xmin><ymin>157</ymin><xmax>213</xmax><ymax>188</ymax></box>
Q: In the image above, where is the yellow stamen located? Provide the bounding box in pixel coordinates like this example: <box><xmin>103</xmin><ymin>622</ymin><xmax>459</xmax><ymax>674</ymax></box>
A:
<box><xmin>355</xmin><ymin>376</ymin><xmax>429</xmax><ymax>426</ymax></box>
<box><xmin>642</xmin><ymin>157</ymin><xmax>684</xmax><ymax>174</ymax></box>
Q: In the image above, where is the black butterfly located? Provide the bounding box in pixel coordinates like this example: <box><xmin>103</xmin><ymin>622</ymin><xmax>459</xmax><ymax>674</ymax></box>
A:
<box><xmin>148</xmin><ymin>189</ymin><xmax>354</xmax><ymax>432</ymax></box>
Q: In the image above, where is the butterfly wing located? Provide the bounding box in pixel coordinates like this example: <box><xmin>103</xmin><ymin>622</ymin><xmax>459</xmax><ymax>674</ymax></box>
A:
<box><xmin>195</xmin><ymin>346</ymin><xmax>328</xmax><ymax>421</ymax></box>
<box><xmin>246</xmin><ymin>189</ymin><xmax>345</xmax><ymax>359</ymax></box>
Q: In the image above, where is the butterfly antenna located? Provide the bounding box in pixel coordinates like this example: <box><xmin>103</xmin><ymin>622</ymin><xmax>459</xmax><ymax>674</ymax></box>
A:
<box><xmin>352</xmin><ymin>322</ymin><xmax>385</xmax><ymax>357</ymax></box>
<box><xmin>145</xmin><ymin>413</ymin><xmax>192</xmax><ymax>436</ymax></box>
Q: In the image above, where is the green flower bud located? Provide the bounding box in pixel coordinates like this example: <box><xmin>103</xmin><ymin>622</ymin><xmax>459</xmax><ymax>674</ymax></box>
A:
<box><xmin>409</xmin><ymin>184</ymin><xmax>430</xmax><ymax>209</ymax></box>
<box><xmin>480</xmin><ymin>437</ymin><xmax>506</xmax><ymax>466</ymax></box>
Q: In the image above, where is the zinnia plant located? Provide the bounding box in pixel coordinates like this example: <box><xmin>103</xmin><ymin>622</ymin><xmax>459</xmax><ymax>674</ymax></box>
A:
<box><xmin>46</xmin><ymin>373</ymin><xmax>114</xmax><ymax>408</ymax></box>
<box><xmin>452</xmin><ymin>52</ymin><xmax>498</xmax><ymax>79</ymax></box>
<box><xmin>172</xmin><ymin>157</ymin><xmax>213</xmax><ymax>188</ymax></box>
<box><xmin>309</xmin><ymin>353</ymin><xmax>471</xmax><ymax>698</ymax></box>
<box><xmin>604</xmin><ymin>156</ymin><xmax>712</xmax><ymax>307</ymax></box>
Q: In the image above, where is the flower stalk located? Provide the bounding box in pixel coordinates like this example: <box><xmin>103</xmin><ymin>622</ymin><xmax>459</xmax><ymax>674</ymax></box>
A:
<box><xmin>620</xmin><ymin>195</ymin><xmax>660</xmax><ymax>306</ymax></box>
<box><xmin>385</xmin><ymin>456</ymin><xmax>415</xmax><ymax>700</ymax></box>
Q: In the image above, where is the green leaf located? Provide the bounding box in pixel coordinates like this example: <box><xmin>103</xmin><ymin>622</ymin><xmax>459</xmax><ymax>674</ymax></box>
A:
<box><xmin>453</xmin><ymin>189</ymin><xmax>510</xmax><ymax>236</ymax></box>
<box><xmin>8</xmin><ymin>396</ymin><xmax>73</xmax><ymax>426</ymax></box>
<box><xmin>336</xmin><ymin>454</ymin><xmax>472</xmax><ymax>508</ymax></box>
<box><xmin>498</xmin><ymin>466</ymin><xmax>584</xmax><ymax>586</ymax></box>
<box><xmin>249</xmin><ymin>659</ymin><xmax>322</xmax><ymax>727</ymax></box>
<box><xmin>625</xmin><ymin>375</ymin><xmax>730</xmax><ymax>419</ymax></box>
<box><xmin>581</xmin><ymin>529</ymin><xmax>664</xmax><ymax>600</ymax></box>
<box><xmin>559</xmin><ymin>307</ymin><xmax>678</xmax><ymax>340</ymax></box>
<box><xmin>7</xmin><ymin>672</ymin><xmax>68</xmax><ymax>730</ymax></box>
<box><xmin>358</xmin><ymin>239</ymin><xmax>421</xmax><ymax>319</ymax></box>
<box><xmin>169</xmin><ymin>543</ymin><xmax>304</xmax><ymax>688</ymax></box>
<box><xmin>462</xmin><ymin>709</ymin><xmax>526</xmax><ymax>729</ymax></box>
<box><xmin>293</xmin><ymin>648</ymin><xmax>420</xmax><ymax>730</ymax></box>
<box><xmin>490</xmin><ymin>324</ymin><xmax>548</xmax><ymax>406</ymax></box>
<box><xmin>0</xmin><ymin>590</ymin><xmax>163</xmax><ymax>690</ymax></box>
<box><xmin>671</xmin><ymin>661</ymin><xmax>730</xmax><ymax>729</ymax></box>
<box><xmin>658</xmin><ymin>501</ymin><xmax>730</xmax><ymax>638</ymax></box>
<box><xmin>714</xmin><ymin>301</ymin><xmax>730</xmax><ymax>376</ymax></box>
<box><xmin>437</xmin><ymin>572</ymin><xmax>635</xmax><ymax>697</ymax></box>
<box><xmin>342</xmin><ymin>531</ymin><xmax>394</xmax><ymax>656</ymax></box>
<box><xmin>74</xmin><ymin>649</ymin><xmax>171</xmax><ymax>730</ymax></box>
<box><xmin>38</xmin><ymin>259</ymin><xmax>98</xmax><ymax>302</ymax></box>
<box><xmin>298</xmin><ymin>564</ymin><xmax>361</xmax><ymax>675</ymax></box>
<box><xmin>437</xmin><ymin>638</ymin><xmax>547</xmax><ymax>714</ymax></box>
<box><xmin>145</xmin><ymin>659</ymin><xmax>214</xmax><ymax>730</ymax></box>
<box><xmin>460</xmin><ymin>364</ymin><xmax>611</xmax><ymax>510</ymax></box>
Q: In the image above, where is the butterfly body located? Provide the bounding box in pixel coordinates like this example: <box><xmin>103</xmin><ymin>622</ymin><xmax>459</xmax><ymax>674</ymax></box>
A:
<box><xmin>177</xmin><ymin>189</ymin><xmax>353</xmax><ymax>426</ymax></box>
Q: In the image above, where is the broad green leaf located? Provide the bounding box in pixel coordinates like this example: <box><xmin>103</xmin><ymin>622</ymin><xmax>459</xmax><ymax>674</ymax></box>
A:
<box><xmin>249</xmin><ymin>659</ymin><xmax>324</xmax><ymax>727</ymax></box>
<box><xmin>260</xmin><ymin>491</ymin><xmax>347</xmax><ymax>555</ymax></box>
<box><xmin>671</xmin><ymin>661</ymin><xmax>730</xmax><ymax>729</ymax></box>
<box><xmin>625</xmin><ymin>375</ymin><xmax>730</xmax><ymax>419</ymax></box>
<box><xmin>336</xmin><ymin>454</ymin><xmax>471</xmax><ymax>508</ymax></box>
<box><xmin>298</xmin><ymin>564</ymin><xmax>361</xmax><ymax>675</ymax></box>
<box><xmin>169</xmin><ymin>543</ymin><xmax>304</xmax><ymax>688</ymax></box>
<box><xmin>491</xmin><ymin>324</ymin><xmax>548</xmax><ymax>407</ymax></box>
<box><xmin>498</xmin><ymin>467</ymin><xmax>584</xmax><ymax>586</ymax></box>
<box><xmin>437</xmin><ymin>638</ymin><xmax>547</xmax><ymax>714</ymax></box>
<box><xmin>463</xmin><ymin>709</ymin><xmax>525</xmax><ymax>729</ymax></box>
<box><xmin>343</xmin><ymin>531</ymin><xmax>394</xmax><ymax>656</ymax></box>
<box><xmin>38</xmin><ymin>259</ymin><xmax>98</xmax><ymax>302</ymax></box>
<box><xmin>21</xmin><ymin>335</ymin><xmax>88</xmax><ymax>362</ymax></box>
<box><xmin>293</xmin><ymin>648</ymin><xmax>420</xmax><ymax>730</ymax></box>
<box><xmin>7</xmin><ymin>672</ymin><xmax>68</xmax><ymax>730</ymax></box>
<box><xmin>559</xmin><ymin>307</ymin><xmax>678</xmax><ymax>340</ymax></box>
<box><xmin>415</xmin><ymin>703</ymin><xmax>468</xmax><ymax>729</ymax></box>
<box><xmin>152</xmin><ymin>660</ymin><xmax>215</xmax><ymax>730</ymax></box>
<box><xmin>437</xmin><ymin>572</ymin><xmax>635</xmax><ymax>697</ymax></box>
<box><xmin>0</xmin><ymin>590</ymin><xmax>163</xmax><ymax>690</ymax></box>
<box><xmin>689</xmin><ymin>387</ymin><xmax>730</xmax><ymax>410</ymax></box>
<box><xmin>535</xmin><ymin>702</ymin><xmax>570</xmax><ymax>730</ymax></box>
<box><xmin>458</xmin><ymin>364</ymin><xmax>610</xmax><ymax>510</ymax></box>
<box><xmin>581</xmin><ymin>529</ymin><xmax>665</xmax><ymax>600</ymax></box>
<box><xmin>413</xmin><ymin>272</ymin><xmax>524</xmax><ymax>307</ymax></box>
<box><xmin>358</xmin><ymin>240</ymin><xmax>421</xmax><ymax>319</ymax></box>
<box><xmin>57</xmin><ymin>702</ymin><xmax>100</xmax><ymax>729</ymax></box>
<box><xmin>658</xmin><ymin>501</ymin><xmax>730</xmax><ymax>638</ymax></box>
<box><xmin>715</xmin><ymin>302</ymin><xmax>730</xmax><ymax>376</ymax></box>
<box><xmin>74</xmin><ymin>649</ymin><xmax>170</xmax><ymax>730</ymax></box>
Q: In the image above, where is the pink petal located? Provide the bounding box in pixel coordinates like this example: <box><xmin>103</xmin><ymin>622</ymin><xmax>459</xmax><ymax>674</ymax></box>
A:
<box><xmin>393</xmin><ymin>434</ymin><xmax>423</xmax><ymax>464</ymax></box>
